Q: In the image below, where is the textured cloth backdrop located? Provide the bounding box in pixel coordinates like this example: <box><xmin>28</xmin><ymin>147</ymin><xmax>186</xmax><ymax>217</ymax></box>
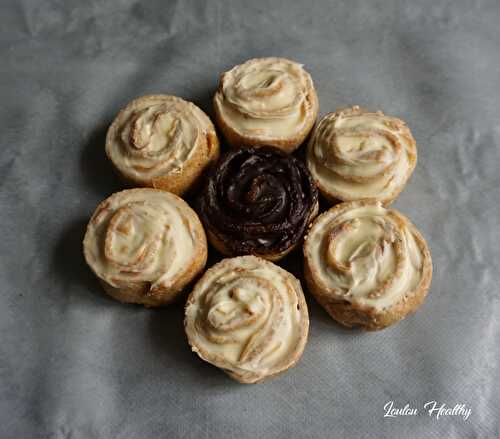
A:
<box><xmin>1</xmin><ymin>1</ymin><xmax>499</xmax><ymax>438</ymax></box>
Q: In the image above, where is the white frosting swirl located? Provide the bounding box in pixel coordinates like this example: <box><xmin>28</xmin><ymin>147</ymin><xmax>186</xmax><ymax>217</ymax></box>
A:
<box><xmin>304</xmin><ymin>202</ymin><xmax>431</xmax><ymax>311</ymax></box>
<box><xmin>185</xmin><ymin>256</ymin><xmax>308</xmax><ymax>383</ymax></box>
<box><xmin>307</xmin><ymin>106</ymin><xmax>417</xmax><ymax>203</ymax></box>
<box><xmin>214</xmin><ymin>57</ymin><xmax>317</xmax><ymax>141</ymax></box>
<box><xmin>84</xmin><ymin>189</ymin><xmax>205</xmax><ymax>296</ymax></box>
<box><xmin>106</xmin><ymin>95</ymin><xmax>217</xmax><ymax>183</ymax></box>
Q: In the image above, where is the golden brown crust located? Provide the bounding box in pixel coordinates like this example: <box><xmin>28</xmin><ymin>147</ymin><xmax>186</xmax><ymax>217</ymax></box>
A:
<box><xmin>307</xmin><ymin>106</ymin><xmax>417</xmax><ymax>206</ymax></box>
<box><xmin>214</xmin><ymin>89</ymin><xmax>318</xmax><ymax>153</ymax></box>
<box><xmin>304</xmin><ymin>256</ymin><xmax>431</xmax><ymax>331</ymax></box>
<box><xmin>184</xmin><ymin>256</ymin><xmax>309</xmax><ymax>383</ymax></box>
<box><xmin>150</xmin><ymin>130</ymin><xmax>219</xmax><ymax>196</ymax></box>
<box><xmin>303</xmin><ymin>200</ymin><xmax>432</xmax><ymax>330</ymax></box>
<box><xmin>83</xmin><ymin>188</ymin><xmax>207</xmax><ymax>307</ymax></box>
<box><xmin>314</xmin><ymin>169</ymin><xmax>410</xmax><ymax>207</ymax></box>
<box><xmin>99</xmin><ymin>240</ymin><xmax>207</xmax><ymax>307</ymax></box>
<box><xmin>106</xmin><ymin>95</ymin><xmax>220</xmax><ymax>196</ymax></box>
<box><xmin>213</xmin><ymin>57</ymin><xmax>319</xmax><ymax>153</ymax></box>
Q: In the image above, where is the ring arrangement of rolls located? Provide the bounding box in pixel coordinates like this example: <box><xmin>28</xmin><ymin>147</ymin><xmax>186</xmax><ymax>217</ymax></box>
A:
<box><xmin>83</xmin><ymin>57</ymin><xmax>432</xmax><ymax>383</ymax></box>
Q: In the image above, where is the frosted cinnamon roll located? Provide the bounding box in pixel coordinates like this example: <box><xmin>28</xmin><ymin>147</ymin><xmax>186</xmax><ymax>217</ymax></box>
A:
<box><xmin>199</xmin><ymin>147</ymin><xmax>319</xmax><ymax>261</ymax></box>
<box><xmin>185</xmin><ymin>256</ymin><xmax>309</xmax><ymax>383</ymax></box>
<box><xmin>106</xmin><ymin>95</ymin><xmax>219</xmax><ymax>195</ymax></box>
<box><xmin>303</xmin><ymin>201</ymin><xmax>432</xmax><ymax>330</ymax></box>
<box><xmin>307</xmin><ymin>106</ymin><xmax>417</xmax><ymax>205</ymax></box>
<box><xmin>83</xmin><ymin>189</ymin><xmax>207</xmax><ymax>306</ymax></box>
<box><xmin>214</xmin><ymin>57</ymin><xmax>318</xmax><ymax>153</ymax></box>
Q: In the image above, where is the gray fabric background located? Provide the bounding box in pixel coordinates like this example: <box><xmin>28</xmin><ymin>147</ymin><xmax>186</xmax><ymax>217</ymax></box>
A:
<box><xmin>1</xmin><ymin>0</ymin><xmax>499</xmax><ymax>437</ymax></box>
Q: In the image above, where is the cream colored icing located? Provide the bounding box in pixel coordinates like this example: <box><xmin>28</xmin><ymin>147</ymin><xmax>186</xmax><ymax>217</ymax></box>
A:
<box><xmin>106</xmin><ymin>95</ymin><xmax>214</xmax><ymax>182</ymax></box>
<box><xmin>84</xmin><ymin>189</ymin><xmax>200</xmax><ymax>292</ymax></box>
<box><xmin>214</xmin><ymin>57</ymin><xmax>316</xmax><ymax>140</ymax></box>
<box><xmin>305</xmin><ymin>202</ymin><xmax>427</xmax><ymax>311</ymax></box>
<box><xmin>185</xmin><ymin>256</ymin><xmax>308</xmax><ymax>380</ymax></box>
<box><xmin>307</xmin><ymin>106</ymin><xmax>417</xmax><ymax>201</ymax></box>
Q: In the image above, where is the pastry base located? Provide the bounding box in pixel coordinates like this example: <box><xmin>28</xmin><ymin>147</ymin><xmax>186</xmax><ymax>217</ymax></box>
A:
<box><xmin>206</xmin><ymin>200</ymin><xmax>319</xmax><ymax>262</ymax></box>
<box><xmin>213</xmin><ymin>88</ymin><xmax>319</xmax><ymax>154</ymax></box>
<box><xmin>184</xmin><ymin>256</ymin><xmax>309</xmax><ymax>383</ymax></box>
<box><xmin>304</xmin><ymin>259</ymin><xmax>432</xmax><ymax>331</ymax></box>
<box><xmin>106</xmin><ymin>95</ymin><xmax>220</xmax><ymax>196</ymax></box>
<box><xmin>303</xmin><ymin>202</ymin><xmax>433</xmax><ymax>331</ymax></box>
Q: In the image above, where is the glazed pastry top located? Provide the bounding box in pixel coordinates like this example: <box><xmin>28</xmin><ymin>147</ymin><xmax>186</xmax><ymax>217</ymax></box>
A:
<box><xmin>199</xmin><ymin>147</ymin><xmax>318</xmax><ymax>256</ymax></box>
<box><xmin>185</xmin><ymin>256</ymin><xmax>308</xmax><ymax>381</ymax></box>
<box><xmin>106</xmin><ymin>95</ymin><xmax>215</xmax><ymax>182</ymax></box>
<box><xmin>307</xmin><ymin>106</ymin><xmax>417</xmax><ymax>202</ymax></box>
<box><xmin>304</xmin><ymin>201</ymin><xmax>431</xmax><ymax>311</ymax></box>
<box><xmin>84</xmin><ymin>189</ymin><xmax>204</xmax><ymax>293</ymax></box>
<box><xmin>214</xmin><ymin>57</ymin><xmax>316</xmax><ymax>140</ymax></box>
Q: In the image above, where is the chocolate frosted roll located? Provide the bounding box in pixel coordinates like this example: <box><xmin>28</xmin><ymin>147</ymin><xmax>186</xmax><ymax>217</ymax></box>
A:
<box><xmin>200</xmin><ymin>147</ymin><xmax>319</xmax><ymax>261</ymax></box>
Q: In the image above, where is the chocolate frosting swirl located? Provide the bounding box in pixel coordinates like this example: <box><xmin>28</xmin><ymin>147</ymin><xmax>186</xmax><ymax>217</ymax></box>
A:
<box><xmin>200</xmin><ymin>147</ymin><xmax>318</xmax><ymax>256</ymax></box>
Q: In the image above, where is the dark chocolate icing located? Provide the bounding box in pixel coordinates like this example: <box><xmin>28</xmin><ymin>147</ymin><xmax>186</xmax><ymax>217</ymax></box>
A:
<box><xmin>200</xmin><ymin>147</ymin><xmax>318</xmax><ymax>256</ymax></box>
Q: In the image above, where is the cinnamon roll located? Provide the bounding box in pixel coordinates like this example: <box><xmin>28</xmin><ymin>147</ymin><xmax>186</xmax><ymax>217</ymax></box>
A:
<box><xmin>184</xmin><ymin>256</ymin><xmax>309</xmax><ymax>383</ymax></box>
<box><xmin>307</xmin><ymin>106</ymin><xmax>417</xmax><ymax>205</ymax></box>
<box><xmin>199</xmin><ymin>147</ymin><xmax>319</xmax><ymax>261</ymax></box>
<box><xmin>106</xmin><ymin>95</ymin><xmax>219</xmax><ymax>195</ymax></box>
<box><xmin>303</xmin><ymin>201</ymin><xmax>432</xmax><ymax>330</ymax></box>
<box><xmin>83</xmin><ymin>189</ymin><xmax>207</xmax><ymax>306</ymax></box>
<box><xmin>214</xmin><ymin>57</ymin><xmax>319</xmax><ymax>153</ymax></box>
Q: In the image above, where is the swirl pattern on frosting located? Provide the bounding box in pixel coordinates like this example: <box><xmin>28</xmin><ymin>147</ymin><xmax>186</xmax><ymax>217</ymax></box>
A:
<box><xmin>307</xmin><ymin>106</ymin><xmax>417</xmax><ymax>204</ymax></box>
<box><xmin>199</xmin><ymin>147</ymin><xmax>318</xmax><ymax>258</ymax></box>
<box><xmin>106</xmin><ymin>95</ymin><xmax>218</xmax><ymax>189</ymax></box>
<box><xmin>84</xmin><ymin>189</ymin><xmax>206</xmax><ymax>302</ymax></box>
<box><xmin>185</xmin><ymin>256</ymin><xmax>309</xmax><ymax>383</ymax></box>
<box><xmin>304</xmin><ymin>201</ymin><xmax>432</xmax><ymax>312</ymax></box>
<box><xmin>214</xmin><ymin>57</ymin><xmax>318</xmax><ymax>145</ymax></box>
